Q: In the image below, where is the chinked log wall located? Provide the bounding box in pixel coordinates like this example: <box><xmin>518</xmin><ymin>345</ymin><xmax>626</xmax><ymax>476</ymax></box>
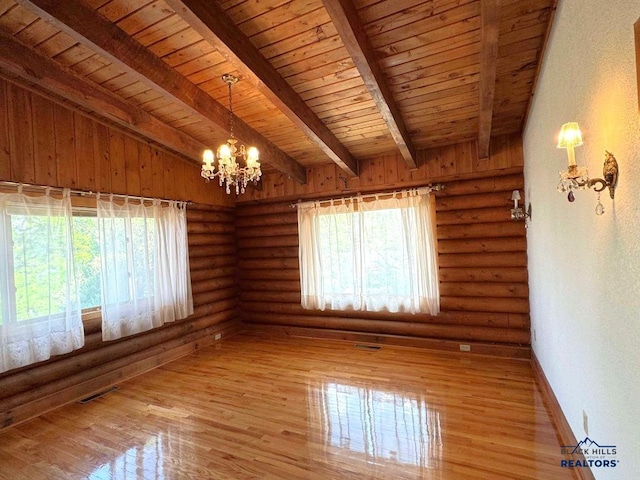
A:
<box><xmin>0</xmin><ymin>77</ymin><xmax>240</xmax><ymax>429</ymax></box>
<box><xmin>237</xmin><ymin>134</ymin><xmax>529</xmax><ymax>358</ymax></box>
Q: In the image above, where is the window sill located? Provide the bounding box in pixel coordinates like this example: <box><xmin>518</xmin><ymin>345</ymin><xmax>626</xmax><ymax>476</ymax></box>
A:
<box><xmin>82</xmin><ymin>308</ymin><xmax>102</xmax><ymax>335</ymax></box>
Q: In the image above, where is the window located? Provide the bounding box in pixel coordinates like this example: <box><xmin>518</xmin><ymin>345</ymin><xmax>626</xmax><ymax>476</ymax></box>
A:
<box><xmin>4</xmin><ymin>209</ymin><xmax>79</xmax><ymax>323</ymax></box>
<box><xmin>96</xmin><ymin>195</ymin><xmax>193</xmax><ymax>341</ymax></box>
<box><xmin>0</xmin><ymin>187</ymin><xmax>193</xmax><ymax>374</ymax></box>
<box><xmin>297</xmin><ymin>189</ymin><xmax>439</xmax><ymax>315</ymax></box>
<box><xmin>72</xmin><ymin>214</ymin><xmax>102</xmax><ymax>311</ymax></box>
<box><xmin>0</xmin><ymin>188</ymin><xmax>84</xmax><ymax>374</ymax></box>
<box><xmin>0</xmin><ymin>207</ymin><xmax>158</xmax><ymax>324</ymax></box>
<box><xmin>2</xmin><ymin>211</ymin><xmax>103</xmax><ymax>322</ymax></box>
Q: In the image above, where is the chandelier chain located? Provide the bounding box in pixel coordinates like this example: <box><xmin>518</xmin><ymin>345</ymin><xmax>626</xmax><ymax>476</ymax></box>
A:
<box><xmin>227</xmin><ymin>79</ymin><xmax>234</xmax><ymax>138</ymax></box>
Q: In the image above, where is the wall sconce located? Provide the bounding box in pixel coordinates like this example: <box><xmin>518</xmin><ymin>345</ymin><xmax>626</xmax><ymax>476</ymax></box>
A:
<box><xmin>510</xmin><ymin>190</ymin><xmax>531</xmax><ymax>222</ymax></box>
<box><xmin>556</xmin><ymin>122</ymin><xmax>619</xmax><ymax>215</ymax></box>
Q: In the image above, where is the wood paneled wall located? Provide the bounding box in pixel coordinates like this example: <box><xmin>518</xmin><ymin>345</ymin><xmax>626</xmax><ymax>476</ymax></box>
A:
<box><xmin>242</xmin><ymin>134</ymin><xmax>523</xmax><ymax>202</ymax></box>
<box><xmin>237</xmin><ymin>134</ymin><xmax>530</xmax><ymax>358</ymax></box>
<box><xmin>0</xmin><ymin>77</ymin><xmax>232</xmax><ymax>207</ymax></box>
<box><xmin>0</xmin><ymin>79</ymin><xmax>240</xmax><ymax>430</ymax></box>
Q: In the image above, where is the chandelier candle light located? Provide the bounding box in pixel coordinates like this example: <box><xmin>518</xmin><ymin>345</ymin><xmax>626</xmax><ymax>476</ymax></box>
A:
<box><xmin>201</xmin><ymin>74</ymin><xmax>261</xmax><ymax>195</ymax></box>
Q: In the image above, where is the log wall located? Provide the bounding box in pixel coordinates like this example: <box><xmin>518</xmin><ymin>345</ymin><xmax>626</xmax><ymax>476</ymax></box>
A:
<box><xmin>237</xmin><ymin>134</ymin><xmax>530</xmax><ymax>358</ymax></box>
<box><xmin>0</xmin><ymin>79</ymin><xmax>240</xmax><ymax>429</ymax></box>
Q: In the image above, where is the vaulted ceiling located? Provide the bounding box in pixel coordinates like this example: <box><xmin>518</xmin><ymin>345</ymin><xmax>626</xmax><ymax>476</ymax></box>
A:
<box><xmin>0</xmin><ymin>0</ymin><xmax>556</xmax><ymax>184</ymax></box>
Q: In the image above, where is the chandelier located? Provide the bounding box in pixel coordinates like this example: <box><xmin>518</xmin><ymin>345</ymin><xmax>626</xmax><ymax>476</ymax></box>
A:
<box><xmin>201</xmin><ymin>74</ymin><xmax>261</xmax><ymax>195</ymax></box>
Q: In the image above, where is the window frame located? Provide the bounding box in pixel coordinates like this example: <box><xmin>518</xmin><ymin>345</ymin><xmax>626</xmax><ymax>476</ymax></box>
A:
<box><xmin>0</xmin><ymin>208</ymin><xmax>17</xmax><ymax>326</ymax></box>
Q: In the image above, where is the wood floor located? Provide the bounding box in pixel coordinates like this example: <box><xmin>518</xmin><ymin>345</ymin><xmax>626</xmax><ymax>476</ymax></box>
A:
<box><xmin>0</xmin><ymin>332</ymin><xmax>575</xmax><ymax>480</ymax></box>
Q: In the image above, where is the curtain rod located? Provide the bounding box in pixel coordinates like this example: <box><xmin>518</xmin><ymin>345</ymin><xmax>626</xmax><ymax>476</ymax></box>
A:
<box><xmin>289</xmin><ymin>183</ymin><xmax>445</xmax><ymax>209</ymax></box>
<box><xmin>0</xmin><ymin>180</ymin><xmax>192</xmax><ymax>205</ymax></box>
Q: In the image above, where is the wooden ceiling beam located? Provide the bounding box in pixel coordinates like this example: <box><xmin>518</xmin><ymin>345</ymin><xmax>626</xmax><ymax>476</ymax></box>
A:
<box><xmin>164</xmin><ymin>0</ymin><xmax>359</xmax><ymax>177</ymax></box>
<box><xmin>478</xmin><ymin>0</ymin><xmax>501</xmax><ymax>159</ymax></box>
<box><xmin>322</xmin><ymin>0</ymin><xmax>417</xmax><ymax>169</ymax></box>
<box><xmin>0</xmin><ymin>31</ymin><xmax>206</xmax><ymax>164</ymax></box>
<box><xmin>15</xmin><ymin>0</ymin><xmax>307</xmax><ymax>184</ymax></box>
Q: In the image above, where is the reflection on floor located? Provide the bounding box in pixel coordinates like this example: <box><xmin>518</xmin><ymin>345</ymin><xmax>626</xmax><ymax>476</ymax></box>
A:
<box><xmin>89</xmin><ymin>435</ymin><xmax>166</xmax><ymax>480</ymax></box>
<box><xmin>0</xmin><ymin>333</ymin><xmax>574</xmax><ymax>479</ymax></box>
<box><xmin>311</xmin><ymin>382</ymin><xmax>442</xmax><ymax>470</ymax></box>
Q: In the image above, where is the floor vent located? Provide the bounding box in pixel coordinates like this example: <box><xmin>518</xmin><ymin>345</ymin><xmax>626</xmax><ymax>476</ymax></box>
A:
<box><xmin>355</xmin><ymin>344</ymin><xmax>382</xmax><ymax>351</ymax></box>
<box><xmin>79</xmin><ymin>386</ymin><xmax>119</xmax><ymax>404</ymax></box>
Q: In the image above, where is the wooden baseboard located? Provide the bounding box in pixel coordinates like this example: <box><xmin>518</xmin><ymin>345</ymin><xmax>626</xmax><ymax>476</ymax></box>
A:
<box><xmin>531</xmin><ymin>351</ymin><xmax>596</xmax><ymax>480</ymax></box>
<box><xmin>245</xmin><ymin>324</ymin><xmax>530</xmax><ymax>359</ymax></box>
<box><xmin>1</xmin><ymin>319</ymin><xmax>242</xmax><ymax>432</ymax></box>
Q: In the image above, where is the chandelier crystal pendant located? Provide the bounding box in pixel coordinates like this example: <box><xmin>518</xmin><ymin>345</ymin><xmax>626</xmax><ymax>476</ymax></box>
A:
<box><xmin>201</xmin><ymin>74</ymin><xmax>261</xmax><ymax>195</ymax></box>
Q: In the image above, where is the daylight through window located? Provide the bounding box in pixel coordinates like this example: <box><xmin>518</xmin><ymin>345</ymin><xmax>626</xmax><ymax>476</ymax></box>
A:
<box><xmin>0</xmin><ymin>187</ymin><xmax>193</xmax><ymax>374</ymax></box>
<box><xmin>297</xmin><ymin>188</ymin><xmax>439</xmax><ymax>315</ymax></box>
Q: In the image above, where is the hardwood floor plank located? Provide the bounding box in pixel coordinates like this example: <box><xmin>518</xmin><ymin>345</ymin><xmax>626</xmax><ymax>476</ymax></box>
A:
<box><xmin>0</xmin><ymin>333</ymin><xmax>574</xmax><ymax>479</ymax></box>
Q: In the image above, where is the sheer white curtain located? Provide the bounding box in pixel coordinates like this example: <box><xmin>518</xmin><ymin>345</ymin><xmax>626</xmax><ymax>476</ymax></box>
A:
<box><xmin>97</xmin><ymin>195</ymin><xmax>193</xmax><ymax>341</ymax></box>
<box><xmin>298</xmin><ymin>189</ymin><xmax>439</xmax><ymax>315</ymax></box>
<box><xmin>0</xmin><ymin>187</ymin><xmax>84</xmax><ymax>374</ymax></box>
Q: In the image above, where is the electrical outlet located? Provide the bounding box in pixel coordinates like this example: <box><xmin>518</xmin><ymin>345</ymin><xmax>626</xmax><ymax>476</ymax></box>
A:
<box><xmin>215</xmin><ymin>333</ymin><xmax>222</xmax><ymax>340</ymax></box>
<box><xmin>583</xmin><ymin>410</ymin><xmax>589</xmax><ymax>435</ymax></box>
<box><xmin>459</xmin><ymin>344</ymin><xmax>471</xmax><ymax>352</ymax></box>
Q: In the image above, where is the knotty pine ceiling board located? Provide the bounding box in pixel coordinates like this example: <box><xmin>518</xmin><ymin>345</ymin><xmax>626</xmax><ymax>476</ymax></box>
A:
<box><xmin>98</xmin><ymin>70</ymin><xmax>139</xmax><ymax>93</ymax></box>
<box><xmin>0</xmin><ymin>3</ymin><xmax>35</xmax><ymax>34</ymax></box>
<box><xmin>95</xmin><ymin>0</ymin><xmax>151</xmax><ymax>22</ymax></box>
<box><xmin>232</xmin><ymin>0</ymin><xmax>323</xmax><ymax>40</ymax></box>
<box><xmin>0</xmin><ymin>1</ymin><xmax>13</xmax><ymax>16</ymax></box>
<box><xmin>0</xmin><ymin>0</ymin><xmax>557</xmax><ymax>171</ymax></box>
<box><xmin>365</xmin><ymin>2</ymin><xmax>480</xmax><ymax>53</ymax></box>
<box><xmin>114</xmin><ymin>2</ymin><xmax>176</xmax><ymax>37</ymax></box>
<box><xmin>222</xmin><ymin>0</ymin><xmax>393</xmax><ymax>158</ymax></box>
<box><xmin>14</xmin><ymin>16</ymin><xmax>55</xmax><ymax>44</ymax></box>
<box><xmin>357</xmin><ymin>0</ymin><xmax>482</xmax><ymax>149</ymax></box>
<box><xmin>261</xmin><ymin>20</ymin><xmax>341</xmax><ymax>67</ymax></box>
<box><xmin>133</xmin><ymin>11</ymin><xmax>186</xmax><ymax>45</ymax></box>
<box><xmin>492</xmin><ymin>0</ymin><xmax>553</xmax><ymax>133</ymax></box>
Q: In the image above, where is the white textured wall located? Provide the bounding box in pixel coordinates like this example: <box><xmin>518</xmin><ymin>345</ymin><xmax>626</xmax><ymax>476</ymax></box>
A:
<box><xmin>524</xmin><ymin>1</ymin><xmax>640</xmax><ymax>478</ymax></box>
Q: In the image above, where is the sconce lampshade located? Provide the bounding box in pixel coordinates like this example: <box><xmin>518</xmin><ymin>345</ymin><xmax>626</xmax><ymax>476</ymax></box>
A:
<box><xmin>511</xmin><ymin>190</ymin><xmax>521</xmax><ymax>202</ymax></box>
<box><xmin>557</xmin><ymin>122</ymin><xmax>584</xmax><ymax>149</ymax></box>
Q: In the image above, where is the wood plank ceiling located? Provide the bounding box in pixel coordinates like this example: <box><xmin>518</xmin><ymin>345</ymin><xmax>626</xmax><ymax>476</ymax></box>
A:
<box><xmin>0</xmin><ymin>0</ymin><xmax>556</xmax><ymax>181</ymax></box>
